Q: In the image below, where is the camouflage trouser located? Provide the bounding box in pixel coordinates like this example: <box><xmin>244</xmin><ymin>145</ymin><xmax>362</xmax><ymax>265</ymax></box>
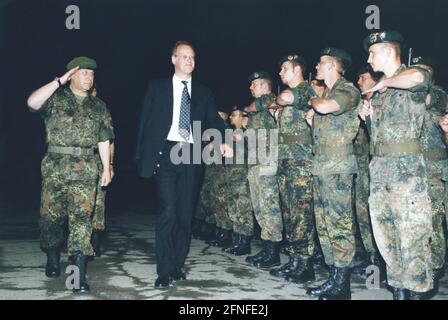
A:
<box><xmin>427</xmin><ymin>176</ymin><xmax>447</xmax><ymax>270</ymax></box>
<box><xmin>211</xmin><ymin>167</ymin><xmax>232</xmax><ymax>230</ymax></box>
<box><xmin>91</xmin><ymin>182</ymin><xmax>106</xmax><ymax>231</ymax></box>
<box><xmin>247</xmin><ymin>163</ymin><xmax>282</xmax><ymax>242</ymax></box>
<box><xmin>354</xmin><ymin>156</ymin><xmax>376</xmax><ymax>254</ymax></box>
<box><xmin>278</xmin><ymin>159</ymin><xmax>314</xmax><ymax>258</ymax></box>
<box><xmin>313</xmin><ymin>174</ymin><xmax>355</xmax><ymax>268</ymax></box>
<box><xmin>195</xmin><ymin>167</ymin><xmax>214</xmax><ymax>223</ymax></box>
<box><xmin>227</xmin><ymin>166</ymin><xmax>254</xmax><ymax>236</ymax></box>
<box><xmin>369</xmin><ymin>176</ymin><xmax>433</xmax><ymax>292</ymax></box>
<box><xmin>40</xmin><ymin>178</ymin><xmax>96</xmax><ymax>256</ymax></box>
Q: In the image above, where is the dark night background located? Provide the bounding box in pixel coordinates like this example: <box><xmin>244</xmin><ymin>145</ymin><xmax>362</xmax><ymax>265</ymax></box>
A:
<box><xmin>1</xmin><ymin>0</ymin><xmax>447</xmax><ymax>217</ymax></box>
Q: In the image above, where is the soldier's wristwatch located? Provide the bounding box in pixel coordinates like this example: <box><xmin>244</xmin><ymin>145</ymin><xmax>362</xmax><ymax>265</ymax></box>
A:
<box><xmin>54</xmin><ymin>77</ymin><xmax>62</xmax><ymax>87</ymax></box>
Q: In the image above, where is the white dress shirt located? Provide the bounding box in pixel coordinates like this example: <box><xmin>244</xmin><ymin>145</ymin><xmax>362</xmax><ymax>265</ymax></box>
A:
<box><xmin>167</xmin><ymin>74</ymin><xmax>194</xmax><ymax>143</ymax></box>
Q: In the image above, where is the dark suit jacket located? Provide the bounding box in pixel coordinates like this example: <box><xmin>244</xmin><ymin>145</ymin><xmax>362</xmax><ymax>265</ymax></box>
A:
<box><xmin>136</xmin><ymin>78</ymin><xmax>225</xmax><ymax>178</ymax></box>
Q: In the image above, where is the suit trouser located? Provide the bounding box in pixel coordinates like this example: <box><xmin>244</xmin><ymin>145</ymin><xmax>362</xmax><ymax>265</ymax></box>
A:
<box><xmin>154</xmin><ymin>142</ymin><xmax>197</xmax><ymax>277</ymax></box>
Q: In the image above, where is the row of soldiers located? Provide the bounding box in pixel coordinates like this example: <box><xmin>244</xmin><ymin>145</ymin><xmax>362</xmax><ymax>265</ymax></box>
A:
<box><xmin>193</xmin><ymin>30</ymin><xmax>448</xmax><ymax>300</ymax></box>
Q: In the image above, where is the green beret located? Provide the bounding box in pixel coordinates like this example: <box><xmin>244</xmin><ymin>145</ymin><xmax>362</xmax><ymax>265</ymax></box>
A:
<box><xmin>320</xmin><ymin>47</ymin><xmax>352</xmax><ymax>70</ymax></box>
<box><xmin>411</xmin><ymin>56</ymin><xmax>436</xmax><ymax>69</ymax></box>
<box><xmin>278</xmin><ymin>54</ymin><xmax>307</xmax><ymax>73</ymax></box>
<box><xmin>66</xmin><ymin>56</ymin><xmax>97</xmax><ymax>70</ymax></box>
<box><xmin>248</xmin><ymin>71</ymin><xmax>272</xmax><ymax>84</ymax></box>
<box><xmin>363</xmin><ymin>30</ymin><xmax>404</xmax><ymax>52</ymax></box>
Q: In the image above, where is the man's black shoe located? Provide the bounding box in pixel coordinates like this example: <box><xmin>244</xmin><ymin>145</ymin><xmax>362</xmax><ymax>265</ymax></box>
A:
<box><xmin>170</xmin><ymin>270</ymin><xmax>187</xmax><ymax>281</ymax></box>
<box><xmin>154</xmin><ymin>276</ymin><xmax>171</xmax><ymax>289</ymax></box>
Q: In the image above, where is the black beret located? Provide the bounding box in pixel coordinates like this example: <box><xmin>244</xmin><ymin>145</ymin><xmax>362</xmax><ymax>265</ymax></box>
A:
<box><xmin>320</xmin><ymin>47</ymin><xmax>352</xmax><ymax>70</ymax></box>
<box><xmin>363</xmin><ymin>30</ymin><xmax>404</xmax><ymax>52</ymax></box>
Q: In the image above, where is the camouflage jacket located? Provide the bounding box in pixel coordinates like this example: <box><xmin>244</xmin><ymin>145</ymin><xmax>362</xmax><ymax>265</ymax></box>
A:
<box><xmin>247</xmin><ymin>93</ymin><xmax>278</xmax><ymax>166</ymax></box>
<box><xmin>31</xmin><ymin>87</ymin><xmax>115</xmax><ymax>181</ymax></box>
<box><xmin>369</xmin><ymin>64</ymin><xmax>430</xmax><ymax>183</ymax></box>
<box><xmin>311</xmin><ymin>77</ymin><xmax>361</xmax><ymax>176</ymax></box>
<box><xmin>354</xmin><ymin>122</ymin><xmax>370</xmax><ymax>161</ymax></box>
<box><xmin>276</xmin><ymin>81</ymin><xmax>315</xmax><ymax>162</ymax></box>
<box><xmin>420</xmin><ymin>84</ymin><xmax>448</xmax><ymax>180</ymax></box>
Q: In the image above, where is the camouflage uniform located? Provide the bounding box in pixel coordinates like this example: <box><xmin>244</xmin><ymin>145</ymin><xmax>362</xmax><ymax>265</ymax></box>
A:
<box><xmin>226</xmin><ymin>128</ymin><xmax>254</xmax><ymax>237</ymax></box>
<box><xmin>369</xmin><ymin>65</ymin><xmax>433</xmax><ymax>292</ymax></box>
<box><xmin>312</xmin><ymin>77</ymin><xmax>360</xmax><ymax>268</ymax></box>
<box><xmin>353</xmin><ymin>122</ymin><xmax>376</xmax><ymax>255</ymax></box>
<box><xmin>247</xmin><ymin>93</ymin><xmax>282</xmax><ymax>242</ymax></box>
<box><xmin>275</xmin><ymin>82</ymin><xmax>316</xmax><ymax>259</ymax></box>
<box><xmin>210</xmin><ymin>162</ymin><xmax>232</xmax><ymax>231</ymax></box>
<box><xmin>31</xmin><ymin>87</ymin><xmax>114</xmax><ymax>256</ymax></box>
<box><xmin>420</xmin><ymin>84</ymin><xmax>448</xmax><ymax>270</ymax></box>
<box><xmin>91</xmin><ymin>155</ymin><xmax>106</xmax><ymax>231</ymax></box>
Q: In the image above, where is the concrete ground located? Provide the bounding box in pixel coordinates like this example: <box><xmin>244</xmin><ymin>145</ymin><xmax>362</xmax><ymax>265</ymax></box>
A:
<box><xmin>1</xmin><ymin>208</ymin><xmax>448</xmax><ymax>300</ymax></box>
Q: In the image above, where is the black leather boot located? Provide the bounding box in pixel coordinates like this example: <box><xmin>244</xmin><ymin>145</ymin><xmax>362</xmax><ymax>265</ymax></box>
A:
<box><xmin>409</xmin><ymin>290</ymin><xmax>425</xmax><ymax>300</ymax></box>
<box><xmin>254</xmin><ymin>241</ymin><xmax>281</xmax><ymax>268</ymax></box>
<box><xmin>45</xmin><ymin>249</ymin><xmax>61</xmax><ymax>278</ymax></box>
<box><xmin>285</xmin><ymin>257</ymin><xmax>315</xmax><ymax>283</ymax></box>
<box><xmin>318</xmin><ymin>267</ymin><xmax>351</xmax><ymax>300</ymax></box>
<box><xmin>201</xmin><ymin>223</ymin><xmax>218</xmax><ymax>242</ymax></box>
<box><xmin>216</xmin><ymin>229</ymin><xmax>233</xmax><ymax>247</ymax></box>
<box><xmin>223</xmin><ymin>233</ymin><xmax>241</xmax><ymax>253</ymax></box>
<box><xmin>270</xmin><ymin>255</ymin><xmax>301</xmax><ymax>278</ymax></box>
<box><xmin>246</xmin><ymin>241</ymin><xmax>266</xmax><ymax>264</ymax></box>
<box><xmin>72</xmin><ymin>252</ymin><xmax>90</xmax><ymax>294</ymax></box>
<box><xmin>393</xmin><ymin>287</ymin><xmax>408</xmax><ymax>300</ymax></box>
<box><xmin>232</xmin><ymin>235</ymin><xmax>251</xmax><ymax>256</ymax></box>
<box><xmin>312</xmin><ymin>244</ymin><xmax>326</xmax><ymax>268</ymax></box>
<box><xmin>91</xmin><ymin>230</ymin><xmax>102</xmax><ymax>257</ymax></box>
<box><xmin>306</xmin><ymin>266</ymin><xmax>336</xmax><ymax>297</ymax></box>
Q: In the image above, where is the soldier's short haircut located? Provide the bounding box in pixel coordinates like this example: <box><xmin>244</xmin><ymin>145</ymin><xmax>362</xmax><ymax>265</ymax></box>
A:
<box><xmin>332</xmin><ymin>57</ymin><xmax>347</xmax><ymax>75</ymax></box>
<box><xmin>171</xmin><ymin>41</ymin><xmax>195</xmax><ymax>56</ymax></box>
<box><xmin>263</xmin><ymin>78</ymin><xmax>273</xmax><ymax>91</ymax></box>
<box><xmin>384</xmin><ymin>42</ymin><xmax>401</xmax><ymax>58</ymax></box>
<box><xmin>288</xmin><ymin>60</ymin><xmax>307</xmax><ymax>77</ymax></box>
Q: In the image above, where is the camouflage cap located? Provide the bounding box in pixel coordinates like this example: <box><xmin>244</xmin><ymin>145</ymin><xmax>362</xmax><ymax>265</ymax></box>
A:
<box><xmin>320</xmin><ymin>47</ymin><xmax>352</xmax><ymax>69</ymax></box>
<box><xmin>66</xmin><ymin>56</ymin><xmax>97</xmax><ymax>70</ymax></box>
<box><xmin>363</xmin><ymin>30</ymin><xmax>404</xmax><ymax>52</ymax></box>
<box><xmin>411</xmin><ymin>56</ymin><xmax>436</xmax><ymax>69</ymax></box>
<box><xmin>248</xmin><ymin>71</ymin><xmax>272</xmax><ymax>84</ymax></box>
<box><xmin>278</xmin><ymin>54</ymin><xmax>307</xmax><ymax>73</ymax></box>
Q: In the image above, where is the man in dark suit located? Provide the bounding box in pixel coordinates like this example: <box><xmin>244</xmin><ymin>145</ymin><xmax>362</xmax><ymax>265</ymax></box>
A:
<box><xmin>136</xmin><ymin>41</ymin><xmax>233</xmax><ymax>289</ymax></box>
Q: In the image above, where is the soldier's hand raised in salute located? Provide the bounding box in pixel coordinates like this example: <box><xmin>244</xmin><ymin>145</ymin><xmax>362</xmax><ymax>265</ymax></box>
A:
<box><xmin>59</xmin><ymin>66</ymin><xmax>80</xmax><ymax>85</ymax></box>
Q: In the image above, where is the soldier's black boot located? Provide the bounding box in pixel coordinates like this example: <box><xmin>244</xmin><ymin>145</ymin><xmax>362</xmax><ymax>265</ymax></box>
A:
<box><xmin>312</xmin><ymin>243</ymin><xmax>326</xmax><ymax>268</ymax></box>
<box><xmin>205</xmin><ymin>227</ymin><xmax>221</xmax><ymax>245</ymax></box>
<box><xmin>233</xmin><ymin>235</ymin><xmax>251</xmax><ymax>256</ymax></box>
<box><xmin>201</xmin><ymin>223</ymin><xmax>218</xmax><ymax>242</ymax></box>
<box><xmin>216</xmin><ymin>229</ymin><xmax>233</xmax><ymax>247</ymax></box>
<box><xmin>306</xmin><ymin>266</ymin><xmax>336</xmax><ymax>297</ymax></box>
<box><xmin>254</xmin><ymin>241</ymin><xmax>281</xmax><ymax>268</ymax></box>
<box><xmin>409</xmin><ymin>290</ymin><xmax>425</xmax><ymax>300</ymax></box>
<box><xmin>270</xmin><ymin>255</ymin><xmax>301</xmax><ymax>279</ymax></box>
<box><xmin>285</xmin><ymin>257</ymin><xmax>316</xmax><ymax>284</ymax></box>
<box><xmin>392</xmin><ymin>288</ymin><xmax>408</xmax><ymax>300</ymax></box>
<box><xmin>223</xmin><ymin>233</ymin><xmax>241</xmax><ymax>253</ymax></box>
<box><xmin>191</xmin><ymin>218</ymin><xmax>202</xmax><ymax>239</ymax></box>
<box><xmin>91</xmin><ymin>230</ymin><xmax>102</xmax><ymax>257</ymax></box>
<box><xmin>246</xmin><ymin>241</ymin><xmax>266</xmax><ymax>264</ymax></box>
<box><xmin>318</xmin><ymin>267</ymin><xmax>351</xmax><ymax>300</ymax></box>
<box><xmin>72</xmin><ymin>252</ymin><xmax>90</xmax><ymax>294</ymax></box>
<box><xmin>45</xmin><ymin>249</ymin><xmax>61</xmax><ymax>278</ymax></box>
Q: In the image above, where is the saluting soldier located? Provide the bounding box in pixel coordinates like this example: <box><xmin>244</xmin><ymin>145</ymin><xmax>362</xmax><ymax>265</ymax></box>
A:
<box><xmin>27</xmin><ymin>56</ymin><xmax>114</xmax><ymax>293</ymax></box>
